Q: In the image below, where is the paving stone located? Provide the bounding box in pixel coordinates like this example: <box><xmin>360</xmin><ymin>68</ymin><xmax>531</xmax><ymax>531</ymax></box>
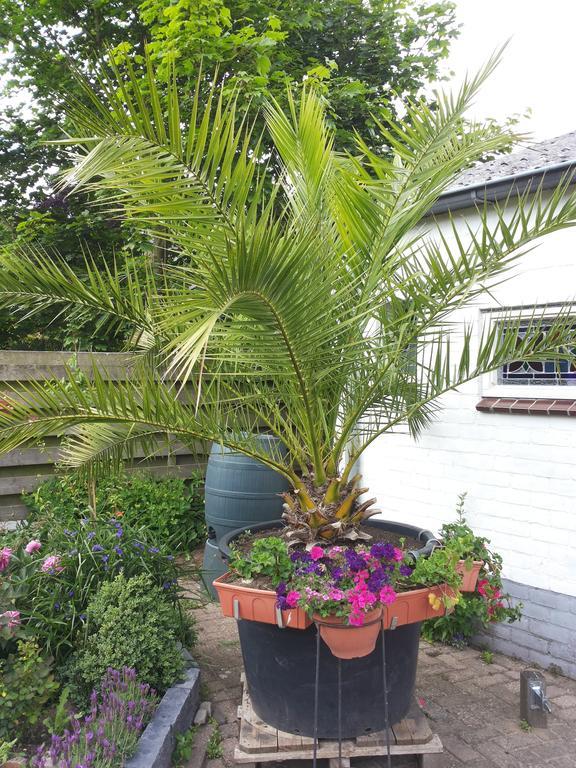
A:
<box><xmin>442</xmin><ymin>734</ymin><xmax>482</xmax><ymax>762</ymax></box>
<box><xmin>550</xmin><ymin>694</ymin><xmax>576</xmax><ymax>708</ymax></box>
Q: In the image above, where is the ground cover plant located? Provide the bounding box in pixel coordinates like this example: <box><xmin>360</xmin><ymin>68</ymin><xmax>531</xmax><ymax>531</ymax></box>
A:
<box><xmin>0</xmin><ymin>47</ymin><xmax>575</xmax><ymax>631</ymax></box>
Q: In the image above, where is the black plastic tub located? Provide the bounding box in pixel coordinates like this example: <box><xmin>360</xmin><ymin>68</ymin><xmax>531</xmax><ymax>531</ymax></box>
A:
<box><xmin>218</xmin><ymin>518</ymin><xmax>437</xmax><ymax>738</ymax></box>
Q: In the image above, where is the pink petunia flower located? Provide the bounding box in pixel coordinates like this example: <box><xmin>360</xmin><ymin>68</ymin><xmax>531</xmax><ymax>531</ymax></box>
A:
<box><xmin>1</xmin><ymin>610</ymin><xmax>20</xmax><ymax>629</ymax></box>
<box><xmin>0</xmin><ymin>547</ymin><xmax>12</xmax><ymax>572</ymax></box>
<box><xmin>285</xmin><ymin>591</ymin><xmax>300</xmax><ymax>608</ymax></box>
<box><xmin>41</xmin><ymin>555</ymin><xmax>64</xmax><ymax>574</ymax></box>
<box><xmin>393</xmin><ymin>547</ymin><xmax>404</xmax><ymax>561</ymax></box>
<box><xmin>379</xmin><ymin>585</ymin><xmax>397</xmax><ymax>605</ymax></box>
<box><xmin>309</xmin><ymin>546</ymin><xmax>325</xmax><ymax>561</ymax></box>
<box><xmin>25</xmin><ymin>539</ymin><xmax>42</xmax><ymax>555</ymax></box>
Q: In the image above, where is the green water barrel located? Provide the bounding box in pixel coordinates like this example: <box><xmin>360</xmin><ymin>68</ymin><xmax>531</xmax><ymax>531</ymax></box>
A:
<box><xmin>204</xmin><ymin>435</ymin><xmax>290</xmax><ymax>542</ymax></box>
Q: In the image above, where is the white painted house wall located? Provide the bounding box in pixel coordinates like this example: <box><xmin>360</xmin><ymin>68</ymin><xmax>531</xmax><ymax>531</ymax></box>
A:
<box><xmin>362</xmin><ymin>201</ymin><xmax>576</xmax><ymax>674</ymax></box>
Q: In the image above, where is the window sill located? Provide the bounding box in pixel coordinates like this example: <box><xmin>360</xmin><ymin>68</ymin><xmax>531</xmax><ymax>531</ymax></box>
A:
<box><xmin>476</xmin><ymin>397</ymin><xmax>576</xmax><ymax>416</ymax></box>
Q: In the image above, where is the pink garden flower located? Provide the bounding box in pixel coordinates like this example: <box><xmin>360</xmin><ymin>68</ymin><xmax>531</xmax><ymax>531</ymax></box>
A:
<box><xmin>25</xmin><ymin>539</ymin><xmax>42</xmax><ymax>555</ymax></box>
<box><xmin>309</xmin><ymin>546</ymin><xmax>325</xmax><ymax>561</ymax></box>
<box><xmin>1</xmin><ymin>610</ymin><xmax>20</xmax><ymax>629</ymax></box>
<box><xmin>41</xmin><ymin>555</ymin><xmax>64</xmax><ymax>574</ymax></box>
<box><xmin>285</xmin><ymin>591</ymin><xmax>300</xmax><ymax>608</ymax></box>
<box><xmin>379</xmin><ymin>585</ymin><xmax>397</xmax><ymax>605</ymax></box>
<box><xmin>393</xmin><ymin>547</ymin><xmax>404</xmax><ymax>561</ymax></box>
<box><xmin>0</xmin><ymin>546</ymin><xmax>12</xmax><ymax>572</ymax></box>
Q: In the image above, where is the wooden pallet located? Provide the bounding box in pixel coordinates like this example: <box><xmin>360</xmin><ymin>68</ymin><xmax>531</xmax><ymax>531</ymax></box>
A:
<box><xmin>235</xmin><ymin>681</ymin><xmax>444</xmax><ymax>767</ymax></box>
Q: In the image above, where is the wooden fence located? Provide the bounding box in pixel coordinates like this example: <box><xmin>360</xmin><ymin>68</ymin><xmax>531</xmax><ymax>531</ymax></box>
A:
<box><xmin>0</xmin><ymin>351</ymin><xmax>207</xmax><ymax>524</ymax></box>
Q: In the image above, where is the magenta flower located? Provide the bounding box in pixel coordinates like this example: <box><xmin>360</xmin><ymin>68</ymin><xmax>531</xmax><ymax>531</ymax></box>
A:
<box><xmin>0</xmin><ymin>546</ymin><xmax>12</xmax><ymax>572</ymax></box>
<box><xmin>41</xmin><ymin>555</ymin><xmax>64</xmax><ymax>574</ymax></box>
<box><xmin>25</xmin><ymin>539</ymin><xmax>42</xmax><ymax>554</ymax></box>
<box><xmin>309</xmin><ymin>546</ymin><xmax>324</xmax><ymax>561</ymax></box>
<box><xmin>379</xmin><ymin>585</ymin><xmax>397</xmax><ymax>605</ymax></box>
<box><xmin>1</xmin><ymin>610</ymin><xmax>20</xmax><ymax>629</ymax></box>
<box><xmin>393</xmin><ymin>547</ymin><xmax>404</xmax><ymax>562</ymax></box>
<box><xmin>285</xmin><ymin>590</ymin><xmax>300</xmax><ymax>608</ymax></box>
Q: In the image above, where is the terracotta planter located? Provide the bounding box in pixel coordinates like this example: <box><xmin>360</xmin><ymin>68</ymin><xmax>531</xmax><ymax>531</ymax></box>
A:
<box><xmin>213</xmin><ymin>572</ymin><xmax>311</xmax><ymax>629</ymax></box>
<box><xmin>381</xmin><ymin>583</ymin><xmax>455</xmax><ymax>628</ymax></box>
<box><xmin>313</xmin><ymin>606</ymin><xmax>383</xmax><ymax>659</ymax></box>
<box><xmin>456</xmin><ymin>559</ymin><xmax>483</xmax><ymax>592</ymax></box>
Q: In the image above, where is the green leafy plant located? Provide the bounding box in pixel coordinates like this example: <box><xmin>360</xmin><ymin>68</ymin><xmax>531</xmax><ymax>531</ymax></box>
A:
<box><xmin>43</xmin><ymin>685</ymin><xmax>73</xmax><ymax>736</ymax></box>
<box><xmin>0</xmin><ymin>739</ymin><xmax>18</xmax><ymax>764</ymax></box>
<box><xmin>1</xmin><ymin>50</ymin><xmax>576</xmax><ymax>553</ymax></box>
<box><xmin>410</xmin><ymin>539</ymin><xmax>465</xmax><ymax>610</ymax></box>
<box><xmin>228</xmin><ymin>537</ymin><xmax>294</xmax><ymax>584</ymax></box>
<box><xmin>173</xmin><ymin>726</ymin><xmax>198</xmax><ymax>766</ymax></box>
<box><xmin>23</xmin><ymin>471</ymin><xmax>205</xmax><ymax>553</ymax></box>
<box><xmin>422</xmin><ymin>495</ymin><xmax>522</xmax><ymax>646</ymax></box>
<box><xmin>519</xmin><ymin>719</ymin><xmax>532</xmax><ymax>732</ymax></box>
<box><xmin>1</xmin><ymin>514</ymin><xmax>184</xmax><ymax>660</ymax></box>
<box><xmin>206</xmin><ymin>721</ymin><xmax>223</xmax><ymax>759</ymax></box>
<box><xmin>69</xmin><ymin>573</ymin><xmax>186</xmax><ymax>697</ymax></box>
<box><xmin>0</xmin><ymin>639</ymin><xmax>59</xmax><ymax>740</ymax></box>
<box><xmin>481</xmin><ymin>649</ymin><xmax>494</xmax><ymax>664</ymax></box>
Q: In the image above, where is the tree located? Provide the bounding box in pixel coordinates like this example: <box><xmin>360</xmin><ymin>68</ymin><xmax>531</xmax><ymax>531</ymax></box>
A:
<box><xmin>0</xmin><ymin>51</ymin><xmax>575</xmax><ymax>542</ymax></box>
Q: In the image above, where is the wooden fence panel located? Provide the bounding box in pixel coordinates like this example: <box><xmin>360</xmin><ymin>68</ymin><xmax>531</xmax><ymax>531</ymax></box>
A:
<box><xmin>0</xmin><ymin>351</ymin><xmax>207</xmax><ymax>525</ymax></box>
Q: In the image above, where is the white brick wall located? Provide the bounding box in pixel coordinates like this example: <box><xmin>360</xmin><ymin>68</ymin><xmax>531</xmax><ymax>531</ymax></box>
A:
<box><xmin>361</xmin><ymin>202</ymin><xmax>576</xmax><ymax>599</ymax></box>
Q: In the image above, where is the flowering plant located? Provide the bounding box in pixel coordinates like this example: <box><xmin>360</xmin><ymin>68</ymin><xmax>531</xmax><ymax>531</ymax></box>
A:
<box><xmin>277</xmin><ymin>542</ymin><xmax>415</xmax><ymax>626</ymax></box>
<box><xmin>32</xmin><ymin>667</ymin><xmax>157</xmax><ymax>768</ymax></box>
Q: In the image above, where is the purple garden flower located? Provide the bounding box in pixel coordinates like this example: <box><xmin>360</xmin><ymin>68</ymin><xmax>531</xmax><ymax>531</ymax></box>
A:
<box><xmin>91</xmin><ymin>544</ymin><xmax>104</xmax><ymax>553</ymax></box>
<box><xmin>344</xmin><ymin>548</ymin><xmax>367</xmax><ymax>572</ymax></box>
<box><xmin>370</xmin><ymin>542</ymin><xmax>396</xmax><ymax>560</ymax></box>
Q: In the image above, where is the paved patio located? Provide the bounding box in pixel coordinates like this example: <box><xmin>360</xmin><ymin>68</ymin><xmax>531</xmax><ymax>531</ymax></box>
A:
<box><xmin>188</xmin><ymin>601</ymin><xmax>576</xmax><ymax>768</ymax></box>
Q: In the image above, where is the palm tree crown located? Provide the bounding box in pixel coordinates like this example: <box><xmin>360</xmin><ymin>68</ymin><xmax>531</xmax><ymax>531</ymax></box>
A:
<box><xmin>1</xmin><ymin>50</ymin><xmax>576</xmax><ymax>542</ymax></box>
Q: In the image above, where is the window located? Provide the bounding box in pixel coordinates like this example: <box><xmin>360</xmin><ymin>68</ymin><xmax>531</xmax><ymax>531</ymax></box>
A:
<box><xmin>477</xmin><ymin>306</ymin><xmax>576</xmax><ymax>415</ymax></box>
<box><xmin>498</xmin><ymin>322</ymin><xmax>576</xmax><ymax>386</ymax></box>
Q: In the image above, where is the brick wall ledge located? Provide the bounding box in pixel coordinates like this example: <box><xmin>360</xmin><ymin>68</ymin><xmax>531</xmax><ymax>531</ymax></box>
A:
<box><xmin>476</xmin><ymin>397</ymin><xmax>576</xmax><ymax>415</ymax></box>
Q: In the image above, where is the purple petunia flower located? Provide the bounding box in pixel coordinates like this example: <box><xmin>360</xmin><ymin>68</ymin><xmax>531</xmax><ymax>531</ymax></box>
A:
<box><xmin>370</xmin><ymin>542</ymin><xmax>396</xmax><ymax>560</ymax></box>
<box><xmin>344</xmin><ymin>549</ymin><xmax>367</xmax><ymax>572</ymax></box>
<box><xmin>399</xmin><ymin>564</ymin><xmax>413</xmax><ymax>577</ymax></box>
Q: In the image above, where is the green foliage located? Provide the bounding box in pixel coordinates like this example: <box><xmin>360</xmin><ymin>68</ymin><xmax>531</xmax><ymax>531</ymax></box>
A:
<box><xmin>69</xmin><ymin>573</ymin><xmax>185</xmax><ymax>696</ymax></box>
<box><xmin>0</xmin><ymin>639</ymin><xmax>59</xmax><ymax>740</ymax></box>
<box><xmin>410</xmin><ymin>539</ymin><xmax>464</xmax><ymax>592</ymax></box>
<box><xmin>24</xmin><ymin>470</ymin><xmax>206</xmax><ymax>553</ymax></box>
<box><xmin>1</xmin><ymin>513</ymin><xmax>184</xmax><ymax>660</ymax></box>
<box><xmin>206</xmin><ymin>721</ymin><xmax>223</xmax><ymax>759</ymax></box>
<box><xmin>0</xmin><ymin>0</ymin><xmax>458</xmax><ymax>350</ymax></box>
<box><xmin>481</xmin><ymin>649</ymin><xmax>494</xmax><ymax>664</ymax></box>
<box><xmin>519</xmin><ymin>719</ymin><xmax>532</xmax><ymax>732</ymax></box>
<box><xmin>0</xmin><ymin>739</ymin><xmax>18</xmax><ymax>764</ymax></box>
<box><xmin>229</xmin><ymin>537</ymin><xmax>293</xmax><ymax>584</ymax></box>
<box><xmin>422</xmin><ymin>495</ymin><xmax>523</xmax><ymax>646</ymax></box>
<box><xmin>173</xmin><ymin>726</ymin><xmax>198</xmax><ymax>766</ymax></box>
<box><xmin>2</xmin><ymin>52</ymin><xmax>576</xmax><ymax>543</ymax></box>
<box><xmin>43</xmin><ymin>685</ymin><xmax>73</xmax><ymax>736</ymax></box>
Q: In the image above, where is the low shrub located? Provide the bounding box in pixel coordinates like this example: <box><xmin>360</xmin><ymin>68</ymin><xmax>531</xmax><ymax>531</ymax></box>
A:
<box><xmin>23</xmin><ymin>470</ymin><xmax>205</xmax><ymax>552</ymax></box>
<box><xmin>0</xmin><ymin>639</ymin><xmax>59</xmax><ymax>741</ymax></box>
<box><xmin>0</xmin><ymin>517</ymin><xmax>184</xmax><ymax>660</ymax></box>
<box><xmin>422</xmin><ymin>494</ymin><xmax>522</xmax><ymax>646</ymax></box>
<box><xmin>32</xmin><ymin>667</ymin><xmax>157</xmax><ymax>768</ymax></box>
<box><xmin>69</xmin><ymin>573</ymin><xmax>186</xmax><ymax>697</ymax></box>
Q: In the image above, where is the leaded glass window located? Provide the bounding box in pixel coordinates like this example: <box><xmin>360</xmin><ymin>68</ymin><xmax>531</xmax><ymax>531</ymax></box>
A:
<box><xmin>498</xmin><ymin>322</ymin><xmax>576</xmax><ymax>386</ymax></box>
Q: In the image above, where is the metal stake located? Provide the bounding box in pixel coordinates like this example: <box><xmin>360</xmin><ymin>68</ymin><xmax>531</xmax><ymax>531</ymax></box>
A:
<box><xmin>313</xmin><ymin>625</ymin><xmax>321</xmax><ymax>768</ymax></box>
<box><xmin>381</xmin><ymin>624</ymin><xmax>392</xmax><ymax>768</ymax></box>
<box><xmin>337</xmin><ymin>657</ymin><xmax>342</xmax><ymax>767</ymax></box>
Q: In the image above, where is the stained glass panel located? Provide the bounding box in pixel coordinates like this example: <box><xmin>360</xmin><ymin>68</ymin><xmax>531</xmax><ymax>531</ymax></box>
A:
<box><xmin>498</xmin><ymin>323</ymin><xmax>576</xmax><ymax>385</ymax></box>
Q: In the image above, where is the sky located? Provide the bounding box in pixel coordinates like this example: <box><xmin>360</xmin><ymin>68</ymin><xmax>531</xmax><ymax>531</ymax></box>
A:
<box><xmin>445</xmin><ymin>0</ymin><xmax>576</xmax><ymax>141</ymax></box>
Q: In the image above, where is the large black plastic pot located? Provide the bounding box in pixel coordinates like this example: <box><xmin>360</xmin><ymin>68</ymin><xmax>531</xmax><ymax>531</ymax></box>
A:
<box><xmin>218</xmin><ymin>518</ymin><xmax>437</xmax><ymax>738</ymax></box>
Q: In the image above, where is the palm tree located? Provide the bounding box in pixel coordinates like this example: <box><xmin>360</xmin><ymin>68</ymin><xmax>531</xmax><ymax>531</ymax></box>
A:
<box><xmin>1</xmin><ymin>50</ymin><xmax>576</xmax><ymax>544</ymax></box>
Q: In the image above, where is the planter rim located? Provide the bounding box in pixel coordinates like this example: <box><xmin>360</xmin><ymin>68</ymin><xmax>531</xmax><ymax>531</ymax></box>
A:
<box><xmin>217</xmin><ymin>517</ymin><xmax>438</xmax><ymax>561</ymax></box>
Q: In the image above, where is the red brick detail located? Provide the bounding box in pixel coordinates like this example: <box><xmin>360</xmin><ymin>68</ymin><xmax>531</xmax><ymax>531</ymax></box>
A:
<box><xmin>476</xmin><ymin>397</ymin><xmax>576</xmax><ymax>415</ymax></box>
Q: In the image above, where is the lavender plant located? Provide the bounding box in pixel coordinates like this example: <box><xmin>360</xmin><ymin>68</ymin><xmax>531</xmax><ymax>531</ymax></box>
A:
<box><xmin>32</xmin><ymin>667</ymin><xmax>157</xmax><ymax>768</ymax></box>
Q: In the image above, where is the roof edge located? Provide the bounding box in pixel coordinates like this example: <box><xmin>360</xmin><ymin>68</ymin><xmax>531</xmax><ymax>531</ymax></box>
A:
<box><xmin>429</xmin><ymin>160</ymin><xmax>576</xmax><ymax>216</ymax></box>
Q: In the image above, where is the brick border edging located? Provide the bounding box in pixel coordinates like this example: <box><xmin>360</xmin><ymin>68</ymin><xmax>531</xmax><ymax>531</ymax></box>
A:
<box><xmin>476</xmin><ymin>397</ymin><xmax>576</xmax><ymax>415</ymax></box>
<box><xmin>125</xmin><ymin>665</ymin><xmax>201</xmax><ymax>768</ymax></box>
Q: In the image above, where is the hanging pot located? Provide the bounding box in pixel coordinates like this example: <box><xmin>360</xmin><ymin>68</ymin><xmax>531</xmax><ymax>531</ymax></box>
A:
<box><xmin>313</xmin><ymin>606</ymin><xmax>383</xmax><ymax>659</ymax></box>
